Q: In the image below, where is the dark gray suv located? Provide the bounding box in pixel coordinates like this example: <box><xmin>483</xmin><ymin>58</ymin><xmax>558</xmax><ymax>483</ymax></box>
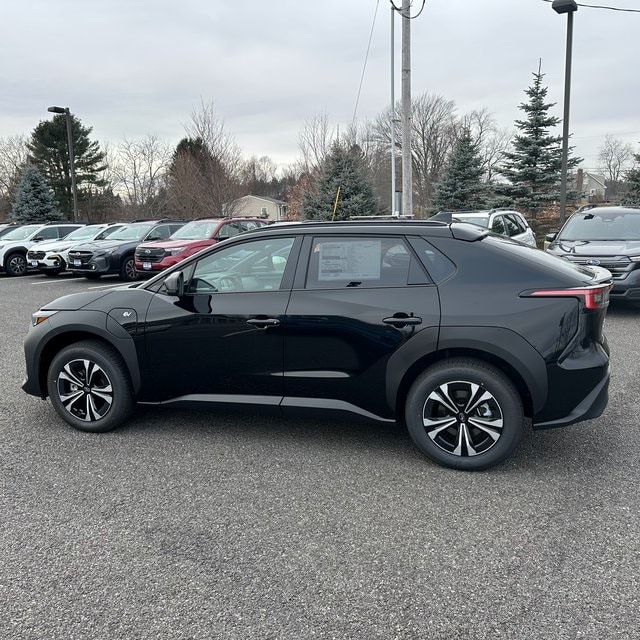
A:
<box><xmin>546</xmin><ymin>206</ymin><xmax>640</xmax><ymax>304</ymax></box>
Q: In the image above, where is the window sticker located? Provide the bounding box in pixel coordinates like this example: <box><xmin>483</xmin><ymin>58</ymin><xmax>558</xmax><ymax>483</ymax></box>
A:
<box><xmin>318</xmin><ymin>240</ymin><xmax>381</xmax><ymax>281</ymax></box>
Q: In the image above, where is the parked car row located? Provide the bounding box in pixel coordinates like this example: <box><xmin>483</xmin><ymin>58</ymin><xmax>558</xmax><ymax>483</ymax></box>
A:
<box><xmin>0</xmin><ymin>217</ymin><xmax>268</xmax><ymax>280</ymax></box>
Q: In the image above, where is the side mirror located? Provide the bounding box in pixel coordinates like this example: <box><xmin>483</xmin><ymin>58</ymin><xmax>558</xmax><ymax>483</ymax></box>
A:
<box><xmin>215</xmin><ymin>235</ymin><xmax>230</xmax><ymax>242</ymax></box>
<box><xmin>33</xmin><ymin>236</ymin><xmax>44</xmax><ymax>242</ymax></box>
<box><xmin>164</xmin><ymin>271</ymin><xmax>184</xmax><ymax>296</ymax></box>
<box><xmin>545</xmin><ymin>232</ymin><xmax>558</xmax><ymax>242</ymax></box>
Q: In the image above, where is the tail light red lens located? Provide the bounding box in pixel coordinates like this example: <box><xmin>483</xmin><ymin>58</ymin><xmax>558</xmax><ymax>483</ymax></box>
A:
<box><xmin>526</xmin><ymin>284</ymin><xmax>611</xmax><ymax>310</ymax></box>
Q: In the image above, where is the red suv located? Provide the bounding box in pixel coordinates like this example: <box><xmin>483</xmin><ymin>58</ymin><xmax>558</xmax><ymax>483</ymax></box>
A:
<box><xmin>134</xmin><ymin>217</ymin><xmax>267</xmax><ymax>275</ymax></box>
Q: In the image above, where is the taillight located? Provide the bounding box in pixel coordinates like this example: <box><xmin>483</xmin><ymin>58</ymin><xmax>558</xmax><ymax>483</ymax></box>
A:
<box><xmin>525</xmin><ymin>284</ymin><xmax>611</xmax><ymax>310</ymax></box>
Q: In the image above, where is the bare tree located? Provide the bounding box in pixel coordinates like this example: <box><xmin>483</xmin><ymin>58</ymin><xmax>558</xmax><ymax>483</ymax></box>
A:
<box><xmin>172</xmin><ymin>100</ymin><xmax>243</xmax><ymax>216</ymax></box>
<box><xmin>0</xmin><ymin>135</ymin><xmax>28</xmax><ymax>215</ymax></box>
<box><xmin>109</xmin><ymin>135</ymin><xmax>172</xmax><ymax>217</ymax></box>
<box><xmin>599</xmin><ymin>134</ymin><xmax>634</xmax><ymax>182</ymax></box>
<box><xmin>297</xmin><ymin>112</ymin><xmax>336</xmax><ymax>175</ymax></box>
<box><xmin>459</xmin><ymin>108</ymin><xmax>512</xmax><ymax>182</ymax></box>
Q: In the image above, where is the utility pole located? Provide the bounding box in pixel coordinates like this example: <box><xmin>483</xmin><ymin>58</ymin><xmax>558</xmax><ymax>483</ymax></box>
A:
<box><xmin>390</xmin><ymin>5</ymin><xmax>398</xmax><ymax>216</ymax></box>
<box><xmin>401</xmin><ymin>0</ymin><xmax>412</xmax><ymax>218</ymax></box>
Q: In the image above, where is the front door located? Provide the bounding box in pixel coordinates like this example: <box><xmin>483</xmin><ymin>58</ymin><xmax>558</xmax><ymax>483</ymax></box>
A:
<box><xmin>142</xmin><ymin>236</ymin><xmax>298</xmax><ymax>403</ymax></box>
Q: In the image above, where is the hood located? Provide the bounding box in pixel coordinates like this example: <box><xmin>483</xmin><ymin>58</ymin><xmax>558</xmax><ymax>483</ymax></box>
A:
<box><xmin>138</xmin><ymin>238</ymin><xmax>210</xmax><ymax>250</ymax></box>
<box><xmin>549</xmin><ymin>239</ymin><xmax>640</xmax><ymax>256</ymax></box>
<box><xmin>42</xmin><ymin>290</ymin><xmax>113</xmax><ymax>311</ymax></box>
<box><xmin>70</xmin><ymin>239</ymin><xmax>134</xmax><ymax>252</ymax></box>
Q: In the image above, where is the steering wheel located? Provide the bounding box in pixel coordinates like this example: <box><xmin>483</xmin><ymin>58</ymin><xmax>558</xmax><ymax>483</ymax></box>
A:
<box><xmin>217</xmin><ymin>275</ymin><xmax>243</xmax><ymax>292</ymax></box>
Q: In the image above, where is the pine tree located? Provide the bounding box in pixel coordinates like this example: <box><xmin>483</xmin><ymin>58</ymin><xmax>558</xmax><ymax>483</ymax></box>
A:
<box><xmin>302</xmin><ymin>142</ymin><xmax>379</xmax><ymax>220</ymax></box>
<box><xmin>622</xmin><ymin>153</ymin><xmax>640</xmax><ymax>206</ymax></box>
<box><xmin>432</xmin><ymin>130</ymin><xmax>488</xmax><ymax>212</ymax></box>
<box><xmin>27</xmin><ymin>114</ymin><xmax>107</xmax><ymax>218</ymax></box>
<box><xmin>497</xmin><ymin>67</ymin><xmax>581</xmax><ymax>216</ymax></box>
<box><xmin>10</xmin><ymin>165</ymin><xmax>61</xmax><ymax>222</ymax></box>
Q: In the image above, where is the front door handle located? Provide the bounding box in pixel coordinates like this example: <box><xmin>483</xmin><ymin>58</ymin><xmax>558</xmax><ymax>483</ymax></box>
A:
<box><xmin>246</xmin><ymin>317</ymin><xmax>280</xmax><ymax>328</ymax></box>
<box><xmin>382</xmin><ymin>314</ymin><xmax>422</xmax><ymax>328</ymax></box>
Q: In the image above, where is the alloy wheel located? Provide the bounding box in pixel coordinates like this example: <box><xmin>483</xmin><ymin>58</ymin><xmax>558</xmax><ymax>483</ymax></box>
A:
<box><xmin>56</xmin><ymin>358</ymin><xmax>114</xmax><ymax>422</ymax></box>
<box><xmin>422</xmin><ymin>380</ymin><xmax>503</xmax><ymax>457</ymax></box>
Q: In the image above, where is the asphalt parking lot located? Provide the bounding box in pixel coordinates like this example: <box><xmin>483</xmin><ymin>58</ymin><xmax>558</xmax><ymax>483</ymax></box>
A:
<box><xmin>1</xmin><ymin>272</ymin><xmax>639</xmax><ymax>640</ymax></box>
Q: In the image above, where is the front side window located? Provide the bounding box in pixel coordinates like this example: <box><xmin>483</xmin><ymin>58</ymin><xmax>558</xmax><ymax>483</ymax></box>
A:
<box><xmin>186</xmin><ymin>236</ymin><xmax>295</xmax><ymax>294</ymax></box>
<box><xmin>306</xmin><ymin>236</ymin><xmax>420</xmax><ymax>289</ymax></box>
<box><xmin>491</xmin><ymin>216</ymin><xmax>506</xmax><ymax>235</ymax></box>
<box><xmin>502</xmin><ymin>216</ymin><xmax>521</xmax><ymax>237</ymax></box>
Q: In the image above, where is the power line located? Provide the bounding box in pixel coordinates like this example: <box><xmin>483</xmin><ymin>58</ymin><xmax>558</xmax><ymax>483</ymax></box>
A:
<box><xmin>352</xmin><ymin>0</ymin><xmax>381</xmax><ymax>127</ymax></box>
<box><xmin>542</xmin><ymin>0</ymin><xmax>640</xmax><ymax>13</ymax></box>
<box><xmin>390</xmin><ymin>0</ymin><xmax>427</xmax><ymax>19</ymax></box>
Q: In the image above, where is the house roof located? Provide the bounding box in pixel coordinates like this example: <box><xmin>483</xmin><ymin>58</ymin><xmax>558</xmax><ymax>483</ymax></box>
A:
<box><xmin>234</xmin><ymin>195</ymin><xmax>287</xmax><ymax>206</ymax></box>
<box><xmin>583</xmin><ymin>172</ymin><xmax>607</xmax><ymax>188</ymax></box>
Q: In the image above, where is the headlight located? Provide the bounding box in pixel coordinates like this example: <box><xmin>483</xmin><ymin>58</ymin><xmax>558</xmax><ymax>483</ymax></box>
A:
<box><xmin>31</xmin><ymin>310</ymin><xmax>58</xmax><ymax>327</ymax></box>
<box><xmin>629</xmin><ymin>255</ymin><xmax>640</xmax><ymax>263</ymax></box>
<box><xmin>166</xmin><ymin>247</ymin><xmax>186</xmax><ymax>256</ymax></box>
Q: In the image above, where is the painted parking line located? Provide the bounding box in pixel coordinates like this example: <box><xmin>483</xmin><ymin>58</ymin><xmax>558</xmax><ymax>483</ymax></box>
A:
<box><xmin>30</xmin><ymin>277</ymin><xmax>86</xmax><ymax>285</ymax></box>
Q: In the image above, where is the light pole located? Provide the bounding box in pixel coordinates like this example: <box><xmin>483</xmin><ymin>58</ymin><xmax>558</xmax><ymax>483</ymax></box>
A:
<box><xmin>552</xmin><ymin>0</ymin><xmax>578</xmax><ymax>226</ymax></box>
<box><xmin>47</xmin><ymin>105</ymin><xmax>79</xmax><ymax>222</ymax></box>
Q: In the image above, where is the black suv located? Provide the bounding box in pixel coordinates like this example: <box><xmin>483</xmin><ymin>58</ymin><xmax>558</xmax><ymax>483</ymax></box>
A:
<box><xmin>23</xmin><ymin>220</ymin><xmax>612</xmax><ymax>470</ymax></box>
<box><xmin>67</xmin><ymin>219</ymin><xmax>185</xmax><ymax>281</ymax></box>
<box><xmin>546</xmin><ymin>206</ymin><xmax>640</xmax><ymax>304</ymax></box>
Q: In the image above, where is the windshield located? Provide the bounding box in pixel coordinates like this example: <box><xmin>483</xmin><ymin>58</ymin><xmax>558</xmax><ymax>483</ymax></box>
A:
<box><xmin>453</xmin><ymin>215</ymin><xmax>490</xmax><ymax>228</ymax></box>
<box><xmin>94</xmin><ymin>225</ymin><xmax>123</xmax><ymax>240</ymax></box>
<box><xmin>62</xmin><ymin>226</ymin><xmax>106</xmax><ymax>241</ymax></box>
<box><xmin>170</xmin><ymin>220</ymin><xmax>221</xmax><ymax>240</ymax></box>
<box><xmin>1</xmin><ymin>224</ymin><xmax>42</xmax><ymax>241</ymax></box>
<box><xmin>558</xmin><ymin>211</ymin><xmax>640</xmax><ymax>241</ymax></box>
<box><xmin>108</xmin><ymin>223</ymin><xmax>153</xmax><ymax>241</ymax></box>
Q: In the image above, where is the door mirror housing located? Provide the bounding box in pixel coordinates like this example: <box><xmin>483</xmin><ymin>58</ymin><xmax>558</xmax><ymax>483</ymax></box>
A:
<box><xmin>164</xmin><ymin>270</ymin><xmax>184</xmax><ymax>296</ymax></box>
<box><xmin>545</xmin><ymin>232</ymin><xmax>558</xmax><ymax>242</ymax></box>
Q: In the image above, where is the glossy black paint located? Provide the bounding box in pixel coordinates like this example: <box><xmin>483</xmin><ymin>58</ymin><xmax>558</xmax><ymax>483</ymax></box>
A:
<box><xmin>23</xmin><ymin>220</ymin><xmax>611</xmax><ymax>431</ymax></box>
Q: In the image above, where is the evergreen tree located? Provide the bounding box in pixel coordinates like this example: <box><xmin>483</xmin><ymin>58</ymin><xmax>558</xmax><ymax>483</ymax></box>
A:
<box><xmin>10</xmin><ymin>165</ymin><xmax>61</xmax><ymax>222</ymax></box>
<box><xmin>27</xmin><ymin>114</ymin><xmax>107</xmax><ymax>218</ymax></box>
<box><xmin>622</xmin><ymin>152</ymin><xmax>640</xmax><ymax>206</ymax></box>
<box><xmin>432</xmin><ymin>130</ymin><xmax>488</xmax><ymax>212</ymax></box>
<box><xmin>302</xmin><ymin>142</ymin><xmax>379</xmax><ymax>220</ymax></box>
<box><xmin>497</xmin><ymin>68</ymin><xmax>581</xmax><ymax>216</ymax></box>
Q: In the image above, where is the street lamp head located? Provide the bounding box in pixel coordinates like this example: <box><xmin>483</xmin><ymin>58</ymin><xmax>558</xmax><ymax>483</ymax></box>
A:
<box><xmin>47</xmin><ymin>106</ymin><xmax>67</xmax><ymax>114</ymax></box>
<box><xmin>552</xmin><ymin>0</ymin><xmax>578</xmax><ymax>14</ymax></box>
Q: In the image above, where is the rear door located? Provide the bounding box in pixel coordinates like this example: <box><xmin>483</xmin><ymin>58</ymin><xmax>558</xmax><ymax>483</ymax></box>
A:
<box><xmin>282</xmin><ymin>234</ymin><xmax>440</xmax><ymax>419</ymax></box>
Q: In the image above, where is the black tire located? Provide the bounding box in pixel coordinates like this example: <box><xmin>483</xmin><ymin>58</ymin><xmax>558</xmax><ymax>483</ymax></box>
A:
<box><xmin>5</xmin><ymin>252</ymin><xmax>27</xmax><ymax>277</ymax></box>
<box><xmin>84</xmin><ymin>273</ymin><xmax>101</xmax><ymax>280</ymax></box>
<box><xmin>405</xmin><ymin>358</ymin><xmax>524</xmax><ymax>471</ymax></box>
<box><xmin>47</xmin><ymin>340</ymin><xmax>135</xmax><ymax>433</ymax></box>
<box><xmin>119</xmin><ymin>255</ymin><xmax>138</xmax><ymax>281</ymax></box>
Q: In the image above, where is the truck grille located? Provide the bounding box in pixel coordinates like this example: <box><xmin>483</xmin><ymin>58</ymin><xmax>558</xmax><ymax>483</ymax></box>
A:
<box><xmin>27</xmin><ymin>251</ymin><xmax>46</xmax><ymax>260</ymax></box>
<box><xmin>67</xmin><ymin>251</ymin><xmax>94</xmax><ymax>266</ymax></box>
<box><xmin>564</xmin><ymin>255</ymin><xmax>637</xmax><ymax>280</ymax></box>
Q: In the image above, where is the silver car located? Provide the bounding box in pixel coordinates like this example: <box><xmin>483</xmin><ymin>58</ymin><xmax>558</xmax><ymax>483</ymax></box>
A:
<box><xmin>450</xmin><ymin>210</ymin><xmax>537</xmax><ymax>247</ymax></box>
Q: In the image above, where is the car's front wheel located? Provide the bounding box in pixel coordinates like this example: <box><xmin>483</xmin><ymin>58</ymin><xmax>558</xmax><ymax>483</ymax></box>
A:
<box><xmin>5</xmin><ymin>252</ymin><xmax>27</xmax><ymax>276</ymax></box>
<box><xmin>405</xmin><ymin>359</ymin><xmax>524</xmax><ymax>471</ymax></box>
<box><xmin>47</xmin><ymin>340</ymin><xmax>135</xmax><ymax>433</ymax></box>
<box><xmin>120</xmin><ymin>256</ymin><xmax>138</xmax><ymax>281</ymax></box>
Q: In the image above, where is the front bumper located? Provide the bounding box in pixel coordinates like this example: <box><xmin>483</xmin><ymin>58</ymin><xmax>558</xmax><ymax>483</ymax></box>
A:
<box><xmin>68</xmin><ymin>255</ymin><xmax>113</xmax><ymax>275</ymax></box>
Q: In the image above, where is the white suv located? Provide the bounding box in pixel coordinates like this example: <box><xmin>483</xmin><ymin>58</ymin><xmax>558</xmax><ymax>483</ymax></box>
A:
<box><xmin>0</xmin><ymin>222</ymin><xmax>83</xmax><ymax>276</ymax></box>
<box><xmin>449</xmin><ymin>210</ymin><xmax>537</xmax><ymax>247</ymax></box>
<box><xmin>26</xmin><ymin>222</ymin><xmax>124</xmax><ymax>276</ymax></box>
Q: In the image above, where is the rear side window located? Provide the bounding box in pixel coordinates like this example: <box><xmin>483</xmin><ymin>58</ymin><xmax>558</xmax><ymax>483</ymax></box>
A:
<box><xmin>410</xmin><ymin>236</ymin><xmax>456</xmax><ymax>283</ymax></box>
<box><xmin>305</xmin><ymin>236</ymin><xmax>427</xmax><ymax>289</ymax></box>
<box><xmin>507</xmin><ymin>214</ymin><xmax>527</xmax><ymax>234</ymax></box>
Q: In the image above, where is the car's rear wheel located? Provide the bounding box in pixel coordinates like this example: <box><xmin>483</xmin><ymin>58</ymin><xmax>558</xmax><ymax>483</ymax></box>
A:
<box><xmin>120</xmin><ymin>255</ymin><xmax>138</xmax><ymax>281</ymax></box>
<box><xmin>405</xmin><ymin>359</ymin><xmax>524</xmax><ymax>471</ymax></box>
<box><xmin>5</xmin><ymin>252</ymin><xmax>27</xmax><ymax>277</ymax></box>
<box><xmin>47</xmin><ymin>340</ymin><xmax>135</xmax><ymax>433</ymax></box>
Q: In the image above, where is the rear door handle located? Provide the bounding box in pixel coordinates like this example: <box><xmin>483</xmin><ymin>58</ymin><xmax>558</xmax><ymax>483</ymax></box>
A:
<box><xmin>246</xmin><ymin>318</ymin><xmax>280</xmax><ymax>328</ymax></box>
<box><xmin>382</xmin><ymin>314</ymin><xmax>422</xmax><ymax>327</ymax></box>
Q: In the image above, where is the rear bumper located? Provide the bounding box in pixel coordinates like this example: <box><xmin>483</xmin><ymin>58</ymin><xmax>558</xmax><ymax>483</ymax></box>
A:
<box><xmin>533</xmin><ymin>364</ymin><xmax>610</xmax><ymax>429</ymax></box>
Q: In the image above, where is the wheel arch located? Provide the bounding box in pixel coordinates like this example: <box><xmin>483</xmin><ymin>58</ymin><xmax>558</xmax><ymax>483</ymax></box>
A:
<box><xmin>392</xmin><ymin>347</ymin><xmax>535</xmax><ymax>423</ymax></box>
<box><xmin>35</xmin><ymin>329</ymin><xmax>141</xmax><ymax>398</ymax></box>
<box><xmin>387</xmin><ymin>326</ymin><xmax>548</xmax><ymax>421</ymax></box>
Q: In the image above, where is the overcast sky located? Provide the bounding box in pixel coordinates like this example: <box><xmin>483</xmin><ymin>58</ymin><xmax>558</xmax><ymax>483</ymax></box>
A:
<box><xmin>1</xmin><ymin>0</ymin><xmax>639</xmax><ymax>172</ymax></box>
